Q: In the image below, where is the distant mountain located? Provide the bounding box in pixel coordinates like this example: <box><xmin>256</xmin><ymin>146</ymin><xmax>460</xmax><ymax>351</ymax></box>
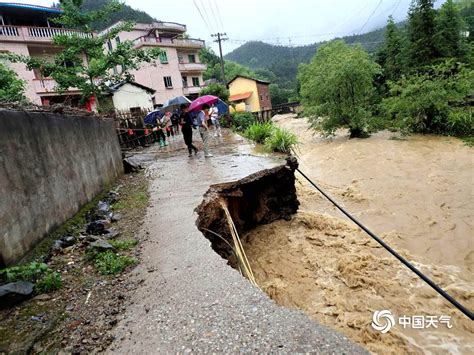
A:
<box><xmin>225</xmin><ymin>26</ymin><xmax>390</xmax><ymax>72</ymax></box>
<box><xmin>52</xmin><ymin>0</ymin><xmax>156</xmax><ymax>30</ymax></box>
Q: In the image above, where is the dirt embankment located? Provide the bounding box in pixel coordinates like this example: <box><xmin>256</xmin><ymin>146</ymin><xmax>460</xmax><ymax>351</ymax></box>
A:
<box><xmin>242</xmin><ymin>115</ymin><xmax>474</xmax><ymax>354</ymax></box>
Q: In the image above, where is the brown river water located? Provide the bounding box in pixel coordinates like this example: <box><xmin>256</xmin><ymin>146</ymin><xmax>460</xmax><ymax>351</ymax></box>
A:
<box><xmin>242</xmin><ymin>115</ymin><xmax>474</xmax><ymax>354</ymax></box>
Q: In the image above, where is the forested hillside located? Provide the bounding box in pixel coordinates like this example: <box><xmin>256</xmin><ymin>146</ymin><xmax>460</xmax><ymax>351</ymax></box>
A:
<box><xmin>52</xmin><ymin>0</ymin><xmax>155</xmax><ymax>30</ymax></box>
<box><xmin>223</xmin><ymin>26</ymin><xmax>392</xmax><ymax>104</ymax></box>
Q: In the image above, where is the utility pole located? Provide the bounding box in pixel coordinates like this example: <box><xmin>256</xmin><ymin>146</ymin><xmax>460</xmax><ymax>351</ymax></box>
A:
<box><xmin>211</xmin><ymin>32</ymin><xmax>228</xmax><ymax>86</ymax></box>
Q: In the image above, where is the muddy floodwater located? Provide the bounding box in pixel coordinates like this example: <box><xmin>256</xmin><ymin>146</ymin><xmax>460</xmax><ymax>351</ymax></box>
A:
<box><xmin>243</xmin><ymin>115</ymin><xmax>473</xmax><ymax>354</ymax></box>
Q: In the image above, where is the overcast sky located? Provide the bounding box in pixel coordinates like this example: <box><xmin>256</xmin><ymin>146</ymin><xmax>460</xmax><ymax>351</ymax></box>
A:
<box><xmin>4</xmin><ymin>0</ymin><xmax>446</xmax><ymax>54</ymax></box>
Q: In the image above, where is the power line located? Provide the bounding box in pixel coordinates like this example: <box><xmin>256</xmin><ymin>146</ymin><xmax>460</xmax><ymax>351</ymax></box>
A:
<box><xmin>213</xmin><ymin>0</ymin><xmax>225</xmax><ymax>32</ymax></box>
<box><xmin>358</xmin><ymin>0</ymin><xmax>384</xmax><ymax>34</ymax></box>
<box><xmin>199</xmin><ymin>0</ymin><xmax>214</xmax><ymax>32</ymax></box>
<box><xmin>193</xmin><ymin>0</ymin><xmax>212</xmax><ymax>32</ymax></box>
<box><xmin>207</xmin><ymin>0</ymin><xmax>221</xmax><ymax>32</ymax></box>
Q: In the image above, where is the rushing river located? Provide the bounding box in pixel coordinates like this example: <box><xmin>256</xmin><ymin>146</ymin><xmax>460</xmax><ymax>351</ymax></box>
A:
<box><xmin>243</xmin><ymin>115</ymin><xmax>474</xmax><ymax>354</ymax></box>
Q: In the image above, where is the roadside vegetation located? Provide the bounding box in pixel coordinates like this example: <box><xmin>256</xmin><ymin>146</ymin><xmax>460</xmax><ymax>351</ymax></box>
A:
<box><xmin>231</xmin><ymin>112</ymin><xmax>298</xmax><ymax>154</ymax></box>
<box><xmin>298</xmin><ymin>0</ymin><xmax>473</xmax><ymax>141</ymax></box>
<box><xmin>0</xmin><ymin>262</ymin><xmax>62</xmax><ymax>294</ymax></box>
<box><xmin>0</xmin><ymin>172</ymin><xmax>149</xmax><ymax>353</ymax></box>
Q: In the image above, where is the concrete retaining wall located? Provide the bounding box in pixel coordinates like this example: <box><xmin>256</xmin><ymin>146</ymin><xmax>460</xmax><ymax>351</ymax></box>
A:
<box><xmin>0</xmin><ymin>109</ymin><xmax>123</xmax><ymax>266</ymax></box>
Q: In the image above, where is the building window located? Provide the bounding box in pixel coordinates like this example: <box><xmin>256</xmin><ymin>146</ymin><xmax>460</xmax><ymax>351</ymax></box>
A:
<box><xmin>159</xmin><ymin>51</ymin><xmax>168</xmax><ymax>64</ymax></box>
<box><xmin>192</xmin><ymin>77</ymin><xmax>199</xmax><ymax>87</ymax></box>
<box><xmin>115</xmin><ymin>36</ymin><xmax>121</xmax><ymax>45</ymax></box>
<box><xmin>163</xmin><ymin>76</ymin><xmax>173</xmax><ymax>88</ymax></box>
<box><xmin>182</xmin><ymin>76</ymin><xmax>188</xmax><ymax>88</ymax></box>
<box><xmin>178</xmin><ymin>55</ymin><xmax>184</xmax><ymax>63</ymax></box>
<box><xmin>260</xmin><ymin>94</ymin><xmax>264</xmax><ymax>101</ymax></box>
<box><xmin>188</xmin><ymin>54</ymin><xmax>196</xmax><ymax>63</ymax></box>
<box><xmin>107</xmin><ymin>40</ymin><xmax>113</xmax><ymax>52</ymax></box>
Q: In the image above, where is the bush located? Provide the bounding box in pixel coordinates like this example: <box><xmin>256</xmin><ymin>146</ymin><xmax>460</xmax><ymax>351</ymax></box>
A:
<box><xmin>243</xmin><ymin>123</ymin><xmax>275</xmax><ymax>143</ymax></box>
<box><xmin>93</xmin><ymin>251</ymin><xmax>137</xmax><ymax>275</ymax></box>
<box><xmin>381</xmin><ymin>61</ymin><xmax>474</xmax><ymax>136</ymax></box>
<box><xmin>0</xmin><ymin>262</ymin><xmax>62</xmax><ymax>293</ymax></box>
<box><xmin>231</xmin><ymin>112</ymin><xmax>256</xmax><ymax>131</ymax></box>
<box><xmin>264</xmin><ymin>127</ymin><xmax>299</xmax><ymax>154</ymax></box>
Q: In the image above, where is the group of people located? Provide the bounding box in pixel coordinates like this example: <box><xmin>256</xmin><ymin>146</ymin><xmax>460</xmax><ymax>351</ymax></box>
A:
<box><xmin>150</xmin><ymin>103</ymin><xmax>222</xmax><ymax>158</ymax></box>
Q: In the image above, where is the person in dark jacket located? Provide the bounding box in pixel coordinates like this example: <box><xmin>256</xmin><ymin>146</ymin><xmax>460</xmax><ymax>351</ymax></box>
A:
<box><xmin>180</xmin><ymin>104</ymin><xmax>198</xmax><ymax>156</ymax></box>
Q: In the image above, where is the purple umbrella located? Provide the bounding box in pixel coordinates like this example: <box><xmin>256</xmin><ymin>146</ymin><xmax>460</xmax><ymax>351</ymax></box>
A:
<box><xmin>188</xmin><ymin>95</ymin><xmax>219</xmax><ymax>112</ymax></box>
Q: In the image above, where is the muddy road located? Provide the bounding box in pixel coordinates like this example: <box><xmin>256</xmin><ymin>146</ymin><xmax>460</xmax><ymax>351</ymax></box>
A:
<box><xmin>243</xmin><ymin>115</ymin><xmax>473</xmax><ymax>354</ymax></box>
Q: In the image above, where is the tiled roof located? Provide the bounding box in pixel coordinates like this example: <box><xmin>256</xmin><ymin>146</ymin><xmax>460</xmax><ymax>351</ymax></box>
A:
<box><xmin>229</xmin><ymin>92</ymin><xmax>253</xmax><ymax>102</ymax></box>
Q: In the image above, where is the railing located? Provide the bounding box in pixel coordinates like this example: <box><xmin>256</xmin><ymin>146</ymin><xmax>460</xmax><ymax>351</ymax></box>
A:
<box><xmin>27</xmin><ymin>26</ymin><xmax>91</xmax><ymax>39</ymax></box>
<box><xmin>134</xmin><ymin>36</ymin><xmax>205</xmax><ymax>48</ymax></box>
<box><xmin>178</xmin><ymin>63</ymin><xmax>207</xmax><ymax>72</ymax></box>
<box><xmin>0</xmin><ymin>25</ymin><xmax>20</xmax><ymax>37</ymax></box>
<box><xmin>183</xmin><ymin>86</ymin><xmax>204</xmax><ymax>95</ymax></box>
<box><xmin>32</xmin><ymin>78</ymin><xmax>80</xmax><ymax>94</ymax></box>
<box><xmin>0</xmin><ymin>25</ymin><xmax>91</xmax><ymax>41</ymax></box>
<box><xmin>173</xmin><ymin>38</ymin><xmax>205</xmax><ymax>47</ymax></box>
<box><xmin>154</xmin><ymin>21</ymin><xmax>187</xmax><ymax>32</ymax></box>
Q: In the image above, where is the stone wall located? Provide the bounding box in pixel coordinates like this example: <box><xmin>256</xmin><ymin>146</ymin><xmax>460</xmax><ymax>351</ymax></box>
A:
<box><xmin>0</xmin><ymin>109</ymin><xmax>123</xmax><ymax>266</ymax></box>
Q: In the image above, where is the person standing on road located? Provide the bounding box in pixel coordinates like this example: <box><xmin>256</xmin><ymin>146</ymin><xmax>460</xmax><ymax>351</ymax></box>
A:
<box><xmin>209</xmin><ymin>104</ymin><xmax>222</xmax><ymax>137</ymax></box>
<box><xmin>171</xmin><ymin>108</ymin><xmax>180</xmax><ymax>135</ymax></box>
<box><xmin>164</xmin><ymin>111</ymin><xmax>174</xmax><ymax>139</ymax></box>
<box><xmin>156</xmin><ymin>113</ymin><xmax>168</xmax><ymax>147</ymax></box>
<box><xmin>180</xmin><ymin>104</ymin><xmax>198</xmax><ymax>157</ymax></box>
<box><xmin>197</xmin><ymin>104</ymin><xmax>213</xmax><ymax>158</ymax></box>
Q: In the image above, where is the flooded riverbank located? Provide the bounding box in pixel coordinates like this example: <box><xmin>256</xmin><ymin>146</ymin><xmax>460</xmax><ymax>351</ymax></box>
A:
<box><xmin>243</xmin><ymin>115</ymin><xmax>473</xmax><ymax>354</ymax></box>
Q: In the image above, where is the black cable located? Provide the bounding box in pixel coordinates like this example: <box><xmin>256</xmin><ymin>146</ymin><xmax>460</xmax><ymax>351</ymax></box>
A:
<box><xmin>296</xmin><ymin>168</ymin><xmax>474</xmax><ymax>320</ymax></box>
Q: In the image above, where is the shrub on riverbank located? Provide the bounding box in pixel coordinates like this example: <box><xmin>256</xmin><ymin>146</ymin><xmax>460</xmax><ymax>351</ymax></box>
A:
<box><xmin>242</xmin><ymin>122</ymin><xmax>299</xmax><ymax>154</ymax></box>
<box><xmin>243</xmin><ymin>122</ymin><xmax>275</xmax><ymax>143</ymax></box>
<box><xmin>264</xmin><ymin>127</ymin><xmax>299</xmax><ymax>154</ymax></box>
<box><xmin>231</xmin><ymin>112</ymin><xmax>256</xmax><ymax>131</ymax></box>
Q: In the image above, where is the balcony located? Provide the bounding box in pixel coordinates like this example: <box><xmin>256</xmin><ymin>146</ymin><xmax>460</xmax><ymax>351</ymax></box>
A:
<box><xmin>0</xmin><ymin>25</ymin><xmax>92</xmax><ymax>43</ymax></box>
<box><xmin>33</xmin><ymin>78</ymin><xmax>80</xmax><ymax>94</ymax></box>
<box><xmin>178</xmin><ymin>62</ymin><xmax>207</xmax><ymax>73</ymax></box>
<box><xmin>133</xmin><ymin>36</ymin><xmax>205</xmax><ymax>49</ymax></box>
<box><xmin>154</xmin><ymin>21</ymin><xmax>187</xmax><ymax>32</ymax></box>
<box><xmin>183</xmin><ymin>86</ymin><xmax>204</xmax><ymax>95</ymax></box>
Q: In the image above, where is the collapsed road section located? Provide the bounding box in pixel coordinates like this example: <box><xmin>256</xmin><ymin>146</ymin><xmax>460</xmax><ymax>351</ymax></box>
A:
<box><xmin>107</xmin><ymin>138</ymin><xmax>366</xmax><ymax>353</ymax></box>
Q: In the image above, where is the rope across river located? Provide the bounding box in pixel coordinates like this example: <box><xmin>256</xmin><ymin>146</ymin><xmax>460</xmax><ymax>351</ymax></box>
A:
<box><xmin>296</xmin><ymin>167</ymin><xmax>474</xmax><ymax>320</ymax></box>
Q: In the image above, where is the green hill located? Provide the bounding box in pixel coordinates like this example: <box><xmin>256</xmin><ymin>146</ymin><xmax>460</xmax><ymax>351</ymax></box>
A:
<box><xmin>52</xmin><ymin>0</ymin><xmax>156</xmax><ymax>30</ymax></box>
<box><xmin>225</xmin><ymin>26</ymin><xmax>388</xmax><ymax>73</ymax></box>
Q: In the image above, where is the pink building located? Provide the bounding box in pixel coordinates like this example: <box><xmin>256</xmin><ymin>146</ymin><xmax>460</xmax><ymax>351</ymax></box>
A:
<box><xmin>103</xmin><ymin>21</ymin><xmax>207</xmax><ymax>105</ymax></box>
<box><xmin>0</xmin><ymin>3</ymin><xmax>88</xmax><ymax>107</ymax></box>
<box><xmin>0</xmin><ymin>3</ymin><xmax>207</xmax><ymax>109</ymax></box>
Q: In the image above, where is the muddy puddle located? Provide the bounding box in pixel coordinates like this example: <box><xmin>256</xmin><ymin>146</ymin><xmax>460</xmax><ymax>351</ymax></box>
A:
<box><xmin>242</xmin><ymin>115</ymin><xmax>473</xmax><ymax>354</ymax></box>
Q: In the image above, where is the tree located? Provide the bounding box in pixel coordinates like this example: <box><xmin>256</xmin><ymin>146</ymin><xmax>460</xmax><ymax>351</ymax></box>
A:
<box><xmin>406</xmin><ymin>0</ymin><xmax>438</xmax><ymax>68</ymax></box>
<box><xmin>199</xmin><ymin>83</ymin><xmax>229</xmax><ymax>101</ymax></box>
<box><xmin>2</xmin><ymin>0</ymin><xmax>161</xmax><ymax>107</ymax></box>
<box><xmin>0</xmin><ymin>63</ymin><xmax>26</xmax><ymax>102</ymax></box>
<box><xmin>435</xmin><ymin>0</ymin><xmax>467</xmax><ymax>59</ymax></box>
<box><xmin>378</xmin><ymin>16</ymin><xmax>404</xmax><ymax>81</ymax></box>
<box><xmin>298</xmin><ymin>41</ymin><xmax>381</xmax><ymax>138</ymax></box>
